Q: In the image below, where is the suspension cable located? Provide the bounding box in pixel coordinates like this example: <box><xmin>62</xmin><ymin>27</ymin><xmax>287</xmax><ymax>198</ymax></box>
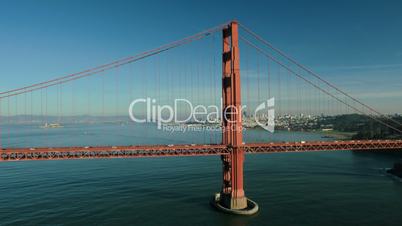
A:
<box><xmin>239</xmin><ymin>23</ymin><xmax>402</xmax><ymax>127</ymax></box>
<box><xmin>0</xmin><ymin>22</ymin><xmax>228</xmax><ymax>99</ymax></box>
<box><xmin>240</xmin><ymin>36</ymin><xmax>402</xmax><ymax>134</ymax></box>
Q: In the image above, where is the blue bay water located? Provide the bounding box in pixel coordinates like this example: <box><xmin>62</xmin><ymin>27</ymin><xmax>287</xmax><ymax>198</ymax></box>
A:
<box><xmin>0</xmin><ymin>123</ymin><xmax>401</xmax><ymax>225</ymax></box>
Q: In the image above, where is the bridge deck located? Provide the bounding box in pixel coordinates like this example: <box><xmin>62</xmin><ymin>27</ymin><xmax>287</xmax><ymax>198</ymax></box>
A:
<box><xmin>1</xmin><ymin>140</ymin><xmax>402</xmax><ymax>162</ymax></box>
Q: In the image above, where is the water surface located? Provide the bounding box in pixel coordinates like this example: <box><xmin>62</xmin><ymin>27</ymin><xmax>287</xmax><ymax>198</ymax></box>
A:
<box><xmin>0</xmin><ymin>124</ymin><xmax>401</xmax><ymax>226</ymax></box>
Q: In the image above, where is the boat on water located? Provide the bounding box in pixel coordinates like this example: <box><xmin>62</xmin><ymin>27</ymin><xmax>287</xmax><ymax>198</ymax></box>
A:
<box><xmin>40</xmin><ymin>123</ymin><xmax>64</xmax><ymax>129</ymax></box>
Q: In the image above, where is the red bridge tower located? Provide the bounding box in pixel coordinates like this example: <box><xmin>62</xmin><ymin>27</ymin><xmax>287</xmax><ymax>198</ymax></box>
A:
<box><xmin>213</xmin><ymin>21</ymin><xmax>259</xmax><ymax>215</ymax></box>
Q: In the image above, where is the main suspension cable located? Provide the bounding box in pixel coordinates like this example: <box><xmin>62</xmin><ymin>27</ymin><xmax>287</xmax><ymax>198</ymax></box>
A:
<box><xmin>240</xmin><ymin>36</ymin><xmax>402</xmax><ymax>134</ymax></box>
<box><xmin>0</xmin><ymin>22</ymin><xmax>229</xmax><ymax>99</ymax></box>
<box><xmin>239</xmin><ymin>23</ymin><xmax>402</xmax><ymax>127</ymax></box>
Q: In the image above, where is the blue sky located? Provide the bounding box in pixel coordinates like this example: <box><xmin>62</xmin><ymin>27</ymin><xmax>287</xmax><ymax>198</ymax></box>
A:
<box><xmin>0</xmin><ymin>0</ymin><xmax>401</xmax><ymax>114</ymax></box>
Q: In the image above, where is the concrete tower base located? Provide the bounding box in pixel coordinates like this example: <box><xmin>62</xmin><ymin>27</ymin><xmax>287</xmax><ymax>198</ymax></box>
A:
<box><xmin>211</xmin><ymin>193</ymin><xmax>259</xmax><ymax>215</ymax></box>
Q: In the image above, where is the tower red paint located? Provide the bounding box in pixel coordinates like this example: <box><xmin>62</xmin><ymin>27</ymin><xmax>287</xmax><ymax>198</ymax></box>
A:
<box><xmin>220</xmin><ymin>21</ymin><xmax>248</xmax><ymax>210</ymax></box>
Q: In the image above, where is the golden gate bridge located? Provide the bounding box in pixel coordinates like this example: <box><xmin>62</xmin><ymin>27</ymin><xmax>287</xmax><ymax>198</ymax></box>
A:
<box><xmin>0</xmin><ymin>21</ymin><xmax>401</xmax><ymax>215</ymax></box>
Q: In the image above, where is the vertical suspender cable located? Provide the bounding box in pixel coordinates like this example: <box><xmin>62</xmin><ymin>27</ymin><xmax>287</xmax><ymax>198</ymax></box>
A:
<box><xmin>0</xmin><ymin>99</ymin><xmax>2</xmax><ymax>149</ymax></box>
<box><xmin>8</xmin><ymin>98</ymin><xmax>10</xmax><ymax>147</ymax></box>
